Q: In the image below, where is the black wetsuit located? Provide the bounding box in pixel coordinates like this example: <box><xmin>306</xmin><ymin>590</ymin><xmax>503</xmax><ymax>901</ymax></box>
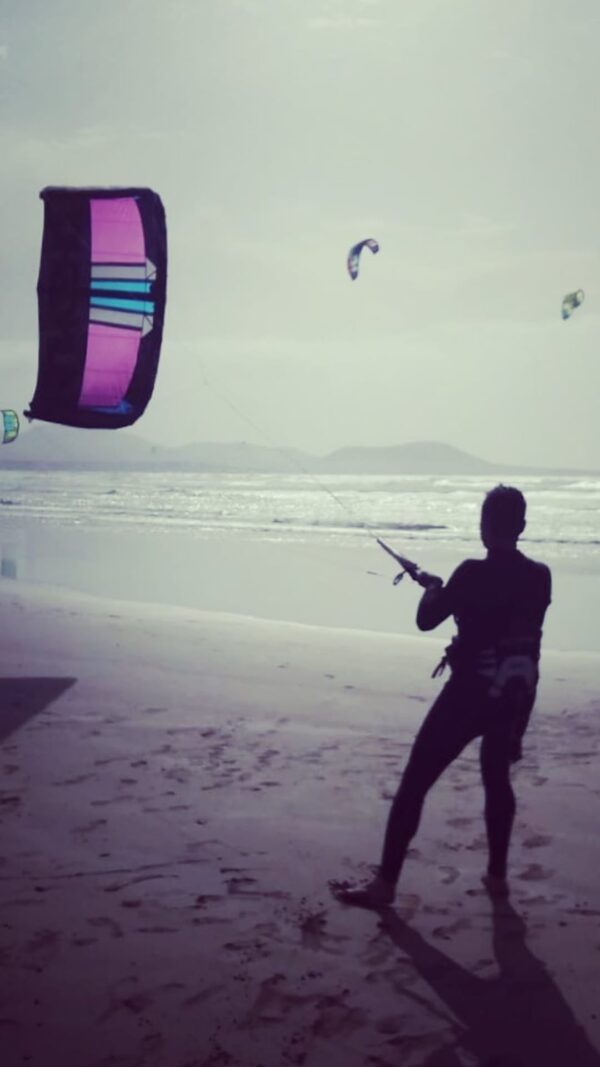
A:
<box><xmin>379</xmin><ymin>548</ymin><xmax>552</xmax><ymax>884</ymax></box>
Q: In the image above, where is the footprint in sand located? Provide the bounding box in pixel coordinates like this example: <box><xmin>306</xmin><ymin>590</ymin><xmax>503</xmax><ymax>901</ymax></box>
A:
<box><xmin>225</xmin><ymin>883</ymin><xmax>290</xmax><ymax>901</ymax></box>
<box><xmin>225</xmin><ymin>875</ymin><xmax>257</xmax><ymax>892</ymax></box>
<box><xmin>258</xmin><ymin>747</ymin><xmax>280</xmax><ymax>763</ymax></box>
<box><xmin>163</xmin><ymin>767</ymin><xmax>191</xmax><ymax>784</ymax></box>
<box><xmin>53</xmin><ymin>773</ymin><xmax>95</xmax><ymax>786</ymax></box>
<box><xmin>245</xmin><ymin>978</ymin><xmax>366</xmax><ymax>1041</ymax></box>
<box><xmin>432</xmin><ymin>917</ymin><xmax>471</xmax><ymax>940</ymax></box>
<box><xmin>27</xmin><ymin>928</ymin><xmax>61</xmax><ymax>961</ymax></box>
<box><xmin>137</xmin><ymin>926</ymin><xmax>177</xmax><ymax>934</ymax></box>
<box><xmin>223</xmin><ymin>937</ymin><xmax>270</xmax><ymax>963</ymax></box>
<box><xmin>518</xmin><ymin>863</ymin><xmax>555</xmax><ymax>882</ymax></box>
<box><xmin>91</xmin><ymin>795</ymin><xmax>136</xmax><ymax>807</ymax></box>
<box><xmin>523</xmin><ymin>833</ymin><xmax>553</xmax><ymax>849</ymax></box>
<box><xmin>299</xmin><ymin>911</ymin><xmax>328</xmax><ymax>950</ymax></box>
<box><xmin>310</xmin><ymin>995</ymin><xmax>367</xmax><ymax>1039</ymax></box>
<box><xmin>299</xmin><ymin>911</ymin><xmax>348</xmax><ymax>954</ymax></box>
<box><xmin>104</xmin><ymin>873</ymin><xmax>172</xmax><ymax>893</ymax></box>
<box><xmin>139</xmin><ymin>1034</ymin><xmax>164</xmax><ymax>1057</ymax></box>
<box><xmin>88</xmin><ymin>916</ymin><xmax>123</xmax><ymax>939</ymax></box>
<box><xmin>97</xmin><ymin>991</ymin><xmax>152</xmax><ymax>1023</ymax></box>
<box><xmin>465</xmin><ymin>834</ymin><xmax>487</xmax><ymax>852</ymax></box>
<box><xmin>182</xmin><ymin>984</ymin><xmax>225</xmax><ymax>1008</ymax></box>
<box><xmin>193</xmin><ymin>894</ymin><xmax>222</xmax><ymax>909</ymax></box>
<box><xmin>73</xmin><ymin>818</ymin><xmax>107</xmax><ymax>837</ymax></box>
<box><xmin>238</xmin><ymin>973</ymin><xmax>293</xmax><ymax>1025</ymax></box>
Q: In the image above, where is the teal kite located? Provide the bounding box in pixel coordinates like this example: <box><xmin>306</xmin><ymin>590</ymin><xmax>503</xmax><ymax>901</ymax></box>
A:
<box><xmin>561</xmin><ymin>289</ymin><xmax>584</xmax><ymax>320</ymax></box>
<box><xmin>1</xmin><ymin>409</ymin><xmax>19</xmax><ymax>444</ymax></box>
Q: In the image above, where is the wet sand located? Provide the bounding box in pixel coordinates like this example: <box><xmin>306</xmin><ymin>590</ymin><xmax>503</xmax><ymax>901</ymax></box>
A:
<box><xmin>1</xmin><ymin>582</ymin><xmax>599</xmax><ymax>1066</ymax></box>
<box><xmin>1</xmin><ymin>516</ymin><xmax>599</xmax><ymax>652</ymax></box>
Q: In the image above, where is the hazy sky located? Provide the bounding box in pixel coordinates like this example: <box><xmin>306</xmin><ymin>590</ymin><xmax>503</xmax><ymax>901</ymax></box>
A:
<box><xmin>1</xmin><ymin>0</ymin><xmax>600</xmax><ymax>466</ymax></box>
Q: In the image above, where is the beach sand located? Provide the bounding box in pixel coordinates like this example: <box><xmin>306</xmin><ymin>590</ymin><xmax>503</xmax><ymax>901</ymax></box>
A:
<box><xmin>1</xmin><ymin>581</ymin><xmax>599</xmax><ymax>1066</ymax></box>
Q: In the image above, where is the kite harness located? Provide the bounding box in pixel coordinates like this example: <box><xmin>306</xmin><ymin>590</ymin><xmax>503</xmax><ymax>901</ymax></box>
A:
<box><xmin>375</xmin><ymin>538</ymin><xmax>541</xmax><ymax>697</ymax></box>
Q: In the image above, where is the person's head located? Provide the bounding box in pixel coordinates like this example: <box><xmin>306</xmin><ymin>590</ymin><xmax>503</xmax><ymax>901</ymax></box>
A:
<box><xmin>480</xmin><ymin>485</ymin><xmax>526</xmax><ymax>550</ymax></box>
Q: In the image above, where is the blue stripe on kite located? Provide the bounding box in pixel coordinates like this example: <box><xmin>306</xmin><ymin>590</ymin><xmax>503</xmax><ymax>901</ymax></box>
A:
<box><xmin>80</xmin><ymin>400</ymin><xmax>134</xmax><ymax>415</ymax></box>
<box><xmin>90</xmin><ymin>281</ymin><xmax>153</xmax><ymax>294</ymax></box>
<box><xmin>90</xmin><ymin>296</ymin><xmax>155</xmax><ymax>313</ymax></box>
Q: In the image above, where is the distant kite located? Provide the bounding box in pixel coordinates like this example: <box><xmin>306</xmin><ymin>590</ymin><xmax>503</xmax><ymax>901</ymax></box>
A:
<box><xmin>561</xmin><ymin>289</ymin><xmax>584</xmax><ymax>320</ymax></box>
<box><xmin>26</xmin><ymin>186</ymin><xmax>167</xmax><ymax>429</ymax></box>
<box><xmin>1</xmin><ymin>409</ymin><xmax>19</xmax><ymax>444</ymax></box>
<box><xmin>347</xmin><ymin>238</ymin><xmax>379</xmax><ymax>280</ymax></box>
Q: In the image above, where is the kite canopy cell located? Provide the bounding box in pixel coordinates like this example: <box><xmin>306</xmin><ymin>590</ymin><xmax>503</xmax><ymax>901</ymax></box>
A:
<box><xmin>561</xmin><ymin>289</ymin><xmax>584</xmax><ymax>320</ymax></box>
<box><xmin>1</xmin><ymin>409</ymin><xmax>19</xmax><ymax>444</ymax></box>
<box><xmin>26</xmin><ymin>186</ymin><xmax>167</xmax><ymax>429</ymax></box>
<box><xmin>347</xmin><ymin>237</ymin><xmax>379</xmax><ymax>280</ymax></box>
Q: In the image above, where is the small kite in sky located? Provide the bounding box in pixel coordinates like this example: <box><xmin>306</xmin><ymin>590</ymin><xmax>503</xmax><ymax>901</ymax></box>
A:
<box><xmin>26</xmin><ymin>186</ymin><xmax>167</xmax><ymax>429</ymax></box>
<box><xmin>1</xmin><ymin>409</ymin><xmax>19</xmax><ymax>444</ymax></box>
<box><xmin>347</xmin><ymin>237</ymin><xmax>379</xmax><ymax>280</ymax></box>
<box><xmin>561</xmin><ymin>289</ymin><xmax>584</xmax><ymax>320</ymax></box>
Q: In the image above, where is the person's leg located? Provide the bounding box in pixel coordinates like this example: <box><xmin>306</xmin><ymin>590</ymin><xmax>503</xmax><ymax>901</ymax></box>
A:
<box><xmin>379</xmin><ymin>683</ymin><xmax>479</xmax><ymax>885</ymax></box>
<box><xmin>480</xmin><ymin>723</ymin><xmax>515</xmax><ymax>890</ymax></box>
<box><xmin>335</xmin><ymin>681</ymin><xmax>480</xmax><ymax>906</ymax></box>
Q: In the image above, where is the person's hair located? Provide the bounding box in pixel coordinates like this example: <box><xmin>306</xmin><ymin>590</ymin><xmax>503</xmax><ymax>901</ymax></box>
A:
<box><xmin>481</xmin><ymin>484</ymin><xmax>526</xmax><ymax>539</ymax></box>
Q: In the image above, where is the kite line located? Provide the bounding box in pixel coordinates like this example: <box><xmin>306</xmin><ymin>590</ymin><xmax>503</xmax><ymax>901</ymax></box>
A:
<box><xmin>194</xmin><ymin>359</ymin><xmax>426</xmax><ymax>588</ymax></box>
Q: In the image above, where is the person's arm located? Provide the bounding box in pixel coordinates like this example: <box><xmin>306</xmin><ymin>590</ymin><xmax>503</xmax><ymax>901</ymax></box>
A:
<box><xmin>415</xmin><ymin>562</ymin><xmax>468</xmax><ymax>631</ymax></box>
<box><xmin>416</xmin><ymin>581</ymin><xmax>453</xmax><ymax>631</ymax></box>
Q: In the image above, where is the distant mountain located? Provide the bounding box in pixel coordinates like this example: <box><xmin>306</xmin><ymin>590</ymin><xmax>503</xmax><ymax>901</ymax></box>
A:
<box><xmin>0</xmin><ymin>427</ymin><xmax>596</xmax><ymax>476</ymax></box>
<box><xmin>317</xmin><ymin>441</ymin><xmax>498</xmax><ymax>475</ymax></box>
<box><xmin>0</xmin><ymin>424</ymin><xmax>170</xmax><ymax>468</ymax></box>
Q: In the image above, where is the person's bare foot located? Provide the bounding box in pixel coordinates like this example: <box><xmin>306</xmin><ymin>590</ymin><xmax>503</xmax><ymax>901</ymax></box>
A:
<box><xmin>330</xmin><ymin>874</ymin><xmax>395</xmax><ymax>909</ymax></box>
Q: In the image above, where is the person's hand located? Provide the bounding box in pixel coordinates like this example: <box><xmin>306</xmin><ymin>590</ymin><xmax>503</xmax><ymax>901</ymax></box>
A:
<box><xmin>417</xmin><ymin>571</ymin><xmax>443</xmax><ymax>590</ymax></box>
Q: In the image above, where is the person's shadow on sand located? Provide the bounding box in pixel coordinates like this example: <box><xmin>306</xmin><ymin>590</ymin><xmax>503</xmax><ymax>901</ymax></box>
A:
<box><xmin>379</xmin><ymin>897</ymin><xmax>600</xmax><ymax>1067</ymax></box>
<box><xmin>0</xmin><ymin>677</ymin><xmax>77</xmax><ymax>742</ymax></box>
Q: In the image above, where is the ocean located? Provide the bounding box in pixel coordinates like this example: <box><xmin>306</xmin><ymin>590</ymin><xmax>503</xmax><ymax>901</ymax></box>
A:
<box><xmin>1</xmin><ymin>469</ymin><xmax>599</xmax><ymax>557</ymax></box>
<box><xmin>1</xmin><ymin>469</ymin><xmax>598</xmax><ymax>652</ymax></box>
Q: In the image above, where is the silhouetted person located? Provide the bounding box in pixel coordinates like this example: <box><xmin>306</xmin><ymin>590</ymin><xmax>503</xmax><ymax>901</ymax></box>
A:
<box><xmin>336</xmin><ymin>485</ymin><xmax>552</xmax><ymax>907</ymax></box>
